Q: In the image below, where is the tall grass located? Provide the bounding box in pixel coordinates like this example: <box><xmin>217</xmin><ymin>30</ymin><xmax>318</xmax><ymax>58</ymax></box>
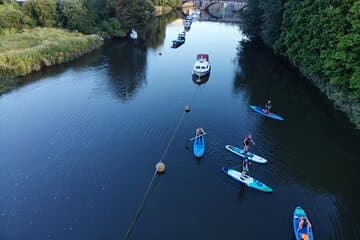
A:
<box><xmin>0</xmin><ymin>27</ymin><xmax>103</xmax><ymax>77</ymax></box>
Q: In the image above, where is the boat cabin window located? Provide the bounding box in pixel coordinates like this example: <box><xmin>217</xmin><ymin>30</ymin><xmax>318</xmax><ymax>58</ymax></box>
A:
<box><xmin>196</xmin><ymin>66</ymin><xmax>200</xmax><ymax>69</ymax></box>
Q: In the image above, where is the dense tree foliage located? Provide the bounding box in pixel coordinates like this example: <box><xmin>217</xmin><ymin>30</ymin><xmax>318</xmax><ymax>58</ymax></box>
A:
<box><xmin>243</xmin><ymin>0</ymin><xmax>360</xmax><ymax>98</ymax></box>
<box><xmin>0</xmin><ymin>1</ymin><xmax>33</xmax><ymax>29</ymax></box>
<box><xmin>275</xmin><ymin>0</ymin><xmax>360</xmax><ymax>96</ymax></box>
<box><xmin>151</xmin><ymin>0</ymin><xmax>181</xmax><ymax>8</ymax></box>
<box><xmin>23</xmin><ymin>0</ymin><xmax>57</xmax><ymax>27</ymax></box>
<box><xmin>114</xmin><ymin>0</ymin><xmax>154</xmax><ymax>31</ymax></box>
<box><xmin>0</xmin><ymin>0</ymin><xmax>172</xmax><ymax>38</ymax></box>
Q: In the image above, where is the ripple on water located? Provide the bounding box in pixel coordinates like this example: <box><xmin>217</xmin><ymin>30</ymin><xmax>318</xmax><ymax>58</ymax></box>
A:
<box><xmin>313</xmin><ymin>194</ymin><xmax>344</xmax><ymax>240</ymax></box>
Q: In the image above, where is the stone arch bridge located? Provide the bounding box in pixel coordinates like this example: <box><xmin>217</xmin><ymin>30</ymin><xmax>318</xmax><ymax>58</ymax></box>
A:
<box><xmin>183</xmin><ymin>0</ymin><xmax>247</xmax><ymax>11</ymax></box>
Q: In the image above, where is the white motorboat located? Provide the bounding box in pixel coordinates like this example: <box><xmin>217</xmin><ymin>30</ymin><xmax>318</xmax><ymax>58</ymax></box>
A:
<box><xmin>192</xmin><ymin>54</ymin><xmax>211</xmax><ymax>77</ymax></box>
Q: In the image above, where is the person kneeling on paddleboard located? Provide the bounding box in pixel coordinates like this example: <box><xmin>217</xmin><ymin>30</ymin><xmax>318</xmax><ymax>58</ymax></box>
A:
<box><xmin>263</xmin><ymin>100</ymin><xmax>272</xmax><ymax>114</ymax></box>
<box><xmin>242</xmin><ymin>134</ymin><xmax>255</xmax><ymax>154</ymax></box>
<box><xmin>196</xmin><ymin>128</ymin><xmax>205</xmax><ymax>136</ymax></box>
<box><xmin>297</xmin><ymin>217</ymin><xmax>312</xmax><ymax>234</ymax></box>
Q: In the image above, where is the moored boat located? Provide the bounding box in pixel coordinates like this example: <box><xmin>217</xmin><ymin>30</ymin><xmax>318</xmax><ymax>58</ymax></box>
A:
<box><xmin>192</xmin><ymin>54</ymin><xmax>211</xmax><ymax>77</ymax></box>
<box><xmin>171</xmin><ymin>34</ymin><xmax>185</xmax><ymax>48</ymax></box>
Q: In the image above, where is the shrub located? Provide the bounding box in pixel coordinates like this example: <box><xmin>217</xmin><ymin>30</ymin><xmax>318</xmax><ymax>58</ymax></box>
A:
<box><xmin>101</xmin><ymin>18</ymin><xmax>126</xmax><ymax>38</ymax></box>
<box><xmin>0</xmin><ymin>28</ymin><xmax>103</xmax><ymax>76</ymax></box>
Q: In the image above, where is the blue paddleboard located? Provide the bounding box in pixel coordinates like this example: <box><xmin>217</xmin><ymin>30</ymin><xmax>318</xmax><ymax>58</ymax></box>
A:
<box><xmin>193</xmin><ymin>135</ymin><xmax>205</xmax><ymax>158</ymax></box>
<box><xmin>293</xmin><ymin>206</ymin><xmax>314</xmax><ymax>240</ymax></box>
<box><xmin>225</xmin><ymin>145</ymin><xmax>267</xmax><ymax>163</ymax></box>
<box><xmin>250</xmin><ymin>105</ymin><xmax>284</xmax><ymax>121</ymax></box>
<box><xmin>221</xmin><ymin>167</ymin><xmax>273</xmax><ymax>193</ymax></box>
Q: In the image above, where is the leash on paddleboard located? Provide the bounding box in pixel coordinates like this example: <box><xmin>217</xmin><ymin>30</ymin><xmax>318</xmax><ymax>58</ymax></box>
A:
<box><xmin>123</xmin><ymin>87</ymin><xmax>197</xmax><ymax>240</ymax></box>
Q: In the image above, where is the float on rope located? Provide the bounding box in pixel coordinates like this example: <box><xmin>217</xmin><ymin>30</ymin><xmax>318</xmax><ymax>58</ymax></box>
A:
<box><xmin>155</xmin><ymin>162</ymin><xmax>166</xmax><ymax>174</ymax></box>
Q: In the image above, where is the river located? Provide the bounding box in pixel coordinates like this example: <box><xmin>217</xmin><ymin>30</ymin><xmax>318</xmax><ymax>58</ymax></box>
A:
<box><xmin>0</xmin><ymin>13</ymin><xmax>359</xmax><ymax>240</ymax></box>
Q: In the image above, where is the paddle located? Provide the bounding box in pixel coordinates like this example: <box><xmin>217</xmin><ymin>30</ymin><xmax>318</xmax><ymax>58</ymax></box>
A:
<box><xmin>189</xmin><ymin>132</ymin><xmax>207</xmax><ymax>141</ymax></box>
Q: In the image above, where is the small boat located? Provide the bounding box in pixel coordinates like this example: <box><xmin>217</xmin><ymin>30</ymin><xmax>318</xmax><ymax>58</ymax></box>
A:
<box><xmin>185</xmin><ymin>15</ymin><xmax>193</xmax><ymax>21</ymax></box>
<box><xmin>225</xmin><ymin>145</ymin><xmax>267</xmax><ymax>164</ymax></box>
<box><xmin>193</xmin><ymin>129</ymin><xmax>205</xmax><ymax>158</ymax></box>
<box><xmin>293</xmin><ymin>207</ymin><xmax>314</xmax><ymax>240</ymax></box>
<box><xmin>178</xmin><ymin>31</ymin><xmax>185</xmax><ymax>38</ymax></box>
<box><xmin>249</xmin><ymin>105</ymin><xmax>284</xmax><ymax>121</ymax></box>
<box><xmin>184</xmin><ymin>19</ymin><xmax>192</xmax><ymax>27</ymax></box>
<box><xmin>192</xmin><ymin>54</ymin><xmax>211</xmax><ymax>77</ymax></box>
<box><xmin>129</xmin><ymin>29</ymin><xmax>138</xmax><ymax>40</ymax></box>
<box><xmin>171</xmin><ymin>36</ymin><xmax>185</xmax><ymax>48</ymax></box>
<box><xmin>222</xmin><ymin>167</ymin><xmax>273</xmax><ymax>193</ymax></box>
<box><xmin>171</xmin><ymin>32</ymin><xmax>186</xmax><ymax>48</ymax></box>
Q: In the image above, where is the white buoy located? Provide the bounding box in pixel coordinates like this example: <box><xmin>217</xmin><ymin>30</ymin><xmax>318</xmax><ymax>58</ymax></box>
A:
<box><xmin>155</xmin><ymin>162</ymin><xmax>165</xmax><ymax>174</ymax></box>
<box><xmin>185</xmin><ymin>105</ymin><xmax>190</xmax><ymax>112</ymax></box>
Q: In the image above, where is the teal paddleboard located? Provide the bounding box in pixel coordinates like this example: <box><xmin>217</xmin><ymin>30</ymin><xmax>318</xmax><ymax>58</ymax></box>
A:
<box><xmin>222</xmin><ymin>167</ymin><xmax>273</xmax><ymax>193</ymax></box>
<box><xmin>225</xmin><ymin>145</ymin><xmax>267</xmax><ymax>163</ymax></box>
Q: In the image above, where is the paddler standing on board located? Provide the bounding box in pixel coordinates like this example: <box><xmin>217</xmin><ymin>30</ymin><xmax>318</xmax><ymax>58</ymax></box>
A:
<box><xmin>263</xmin><ymin>100</ymin><xmax>272</xmax><ymax>114</ymax></box>
<box><xmin>242</xmin><ymin>134</ymin><xmax>255</xmax><ymax>155</ymax></box>
<box><xmin>241</xmin><ymin>154</ymin><xmax>251</xmax><ymax>177</ymax></box>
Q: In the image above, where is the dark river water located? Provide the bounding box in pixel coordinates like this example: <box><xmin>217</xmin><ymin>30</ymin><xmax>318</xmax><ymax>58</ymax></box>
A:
<box><xmin>1</xmin><ymin>14</ymin><xmax>359</xmax><ymax>240</ymax></box>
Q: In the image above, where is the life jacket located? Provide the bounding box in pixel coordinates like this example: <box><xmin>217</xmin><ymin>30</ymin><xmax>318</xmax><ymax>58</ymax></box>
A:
<box><xmin>300</xmin><ymin>233</ymin><xmax>309</xmax><ymax>240</ymax></box>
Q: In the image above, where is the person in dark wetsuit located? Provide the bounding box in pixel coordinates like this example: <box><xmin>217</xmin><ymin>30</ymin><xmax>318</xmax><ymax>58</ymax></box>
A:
<box><xmin>242</xmin><ymin>134</ymin><xmax>255</xmax><ymax>154</ymax></box>
<box><xmin>263</xmin><ymin>100</ymin><xmax>272</xmax><ymax>114</ymax></box>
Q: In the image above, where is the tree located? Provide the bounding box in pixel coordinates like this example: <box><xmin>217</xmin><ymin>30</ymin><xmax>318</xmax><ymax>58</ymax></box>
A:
<box><xmin>23</xmin><ymin>0</ymin><xmax>56</xmax><ymax>27</ymax></box>
<box><xmin>114</xmin><ymin>0</ymin><xmax>155</xmax><ymax>31</ymax></box>
<box><xmin>58</xmin><ymin>0</ymin><xmax>97</xmax><ymax>34</ymax></box>
<box><xmin>0</xmin><ymin>1</ymin><xmax>33</xmax><ymax>29</ymax></box>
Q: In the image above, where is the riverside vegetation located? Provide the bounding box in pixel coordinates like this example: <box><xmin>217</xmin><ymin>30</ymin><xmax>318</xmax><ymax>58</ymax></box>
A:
<box><xmin>242</xmin><ymin>0</ymin><xmax>360</xmax><ymax>128</ymax></box>
<box><xmin>0</xmin><ymin>0</ymin><xmax>181</xmax><ymax>92</ymax></box>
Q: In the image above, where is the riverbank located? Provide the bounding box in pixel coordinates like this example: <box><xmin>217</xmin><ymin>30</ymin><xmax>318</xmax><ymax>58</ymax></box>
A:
<box><xmin>0</xmin><ymin>27</ymin><xmax>103</xmax><ymax>93</ymax></box>
<box><xmin>242</xmin><ymin>0</ymin><xmax>360</xmax><ymax>129</ymax></box>
<box><xmin>298</xmin><ymin>68</ymin><xmax>360</xmax><ymax>129</ymax></box>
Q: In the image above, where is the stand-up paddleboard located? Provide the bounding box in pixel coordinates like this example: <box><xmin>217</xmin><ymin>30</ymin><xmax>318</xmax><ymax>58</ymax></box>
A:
<box><xmin>193</xmin><ymin>135</ymin><xmax>205</xmax><ymax>158</ymax></box>
<box><xmin>293</xmin><ymin>206</ymin><xmax>314</xmax><ymax>240</ymax></box>
<box><xmin>225</xmin><ymin>145</ymin><xmax>267</xmax><ymax>164</ymax></box>
<box><xmin>221</xmin><ymin>167</ymin><xmax>273</xmax><ymax>193</ymax></box>
<box><xmin>250</xmin><ymin>105</ymin><xmax>284</xmax><ymax>121</ymax></box>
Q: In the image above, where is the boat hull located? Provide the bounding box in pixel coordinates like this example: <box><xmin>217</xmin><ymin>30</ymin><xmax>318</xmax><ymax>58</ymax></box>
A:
<box><xmin>192</xmin><ymin>70</ymin><xmax>209</xmax><ymax>77</ymax></box>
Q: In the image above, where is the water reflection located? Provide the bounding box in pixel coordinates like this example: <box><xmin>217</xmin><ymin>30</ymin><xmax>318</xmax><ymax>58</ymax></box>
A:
<box><xmin>143</xmin><ymin>11</ymin><xmax>181</xmax><ymax>49</ymax></box>
<box><xmin>102</xmin><ymin>42</ymin><xmax>147</xmax><ymax>101</ymax></box>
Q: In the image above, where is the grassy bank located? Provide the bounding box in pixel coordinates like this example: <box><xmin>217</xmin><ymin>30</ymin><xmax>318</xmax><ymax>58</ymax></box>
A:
<box><xmin>0</xmin><ymin>27</ymin><xmax>103</xmax><ymax>77</ymax></box>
